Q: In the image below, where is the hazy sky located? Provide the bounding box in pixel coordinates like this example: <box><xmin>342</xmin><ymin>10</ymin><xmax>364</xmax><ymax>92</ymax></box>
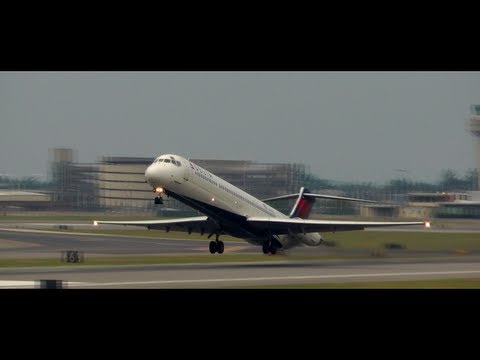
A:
<box><xmin>1</xmin><ymin>71</ymin><xmax>479</xmax><ymax>184</ymax></box>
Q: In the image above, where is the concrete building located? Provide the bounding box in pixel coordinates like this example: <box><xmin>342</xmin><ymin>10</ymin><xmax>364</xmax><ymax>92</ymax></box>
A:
<box><xmin>359</xmin><ymin>192</ymin><xmax>471</xmax><ymax>220</ymax></box>
<box><xmin>402</xmin><ymin>192</ymin><xmax>470</xmax><ymax>219</ymax></box>
<box><xmin>49</xmin><ymin>148</ymin><xmax>97</xmax><ymax>210</ymax></box>
<box><xmin>435</xmin><ymin>201</ymin><xmax>480</xmax><ymax>218</ymax></box>
<box><xmin>360</xmin><ymin>204</ymin><xmax>401</xmax><ymax>218</ymax></box>
<box><xmin>95</xmin><ymin>156</ymin><xmax>308</xmax><ymax>214</ymax></box>
<box><xmin>96</xmin><ymin>157</ymin><xmax>153</xmax><ymax>211</ymax></box>
<box><xmin>0</xmin><ymin>190</ymin><xmax>51</xmax><ymax>213</ymax></box>
<box><xmin>406</xmin><ymin>192</ymin><xmax>469</xmax><ymax>207</ymax></box>
<box><xmin>191</xmin><ymin>159</ymin><xmax>306</xmax><ymax>199</ymax></box>
<box><xmin>468</xmin><ymin>104</ymin><xmax>480</xmax><ymax>190</ymax></box>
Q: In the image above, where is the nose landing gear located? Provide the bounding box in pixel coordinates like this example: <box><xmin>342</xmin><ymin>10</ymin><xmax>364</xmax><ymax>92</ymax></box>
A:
<box><xmin>153</xmin><ymin>186</ymin><xmax>165</xmax><ymax>205</ymax></box>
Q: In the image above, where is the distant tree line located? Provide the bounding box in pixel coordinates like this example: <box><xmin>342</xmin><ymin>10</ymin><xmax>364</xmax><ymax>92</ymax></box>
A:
<box><xmin>302</xmin><ymin>168</ymin><xmax>479</xmax><ymax>201</ymax></box>
<box><xmin>0</xmin><ymin>176</ymin><xmax>52</xmax><ymax>190</ymax></box>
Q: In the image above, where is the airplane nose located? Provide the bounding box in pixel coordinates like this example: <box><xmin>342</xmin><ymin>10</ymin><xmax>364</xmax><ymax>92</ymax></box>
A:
<box><xmin>145</xmin><ymin>165</ymin><xmax>156</xmax><ymax>185</ymax></box>
<box><xmin>145</xmin><ymin>162</ymin><xmax>176</xmax><ymax>187</ymax></box>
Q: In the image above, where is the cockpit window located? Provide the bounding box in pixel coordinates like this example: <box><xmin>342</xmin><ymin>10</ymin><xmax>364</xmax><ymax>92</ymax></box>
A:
<box><xmin>164</xmin><ymin>159</ymin><xmax>171</xmax><ymax>163</ymax></box>
<box><xmin>156</xmin><ymin>158</ymin><xmax>164</xmax><ymax>163</ymax></box>
<box><xmin>168</xmin><ymin>156</ymin><xmax>181</xmax><ymax>167</ymax></box>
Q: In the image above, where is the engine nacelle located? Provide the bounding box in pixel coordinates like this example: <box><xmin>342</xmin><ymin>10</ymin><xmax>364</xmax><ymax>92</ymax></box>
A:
<box><xmin>298</xmin><ymin>232</ymin><xmax>323</xmax><ymax>246</ymax></box>
<box><xmin>277</xmin><ymin>232</ymin><xmax>323</xmax><ymax>249</ymax></box>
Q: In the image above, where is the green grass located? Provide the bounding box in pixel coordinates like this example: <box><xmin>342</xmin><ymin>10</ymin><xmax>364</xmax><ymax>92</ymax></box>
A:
<box><xmin>245</xmin><ymin>278</ymin><xmax>480</xmax><ymax>288</ymax></box>
<box><xmin>0</xmin><ymin>253</ymin><xmax>292</xmax><ymax>268</ymax></box>
<box><xmin>0</xmin><ymin>252</ymin><xmax>414</xmax><ymax>268</ymax></box>
<box><xmin>329</xmin><ymin>231</ymin><xmax>480</xmax><ymax>251</ymax></box>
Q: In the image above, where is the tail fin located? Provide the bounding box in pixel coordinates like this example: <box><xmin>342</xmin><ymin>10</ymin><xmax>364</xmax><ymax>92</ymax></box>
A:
<box><xmin>289</xmin><ymin>187</ymin><xmax>316</xmax><ymax>219</ymax></box>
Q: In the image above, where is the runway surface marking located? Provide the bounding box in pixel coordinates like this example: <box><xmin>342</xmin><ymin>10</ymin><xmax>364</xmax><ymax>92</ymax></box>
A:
<box><xmin>0</xmin><ymin>280</ymin><xmax>42</xmax><ymax>288</ymax></box>
<box><xmin>73</xmin><ymin>269</ymin><xmax>480</xmax><ymax>287</ymax></box>
<box><xmin>0</xmin><ymin>280</ymin><xmax>85</xmax><ymax>288</ymax></box>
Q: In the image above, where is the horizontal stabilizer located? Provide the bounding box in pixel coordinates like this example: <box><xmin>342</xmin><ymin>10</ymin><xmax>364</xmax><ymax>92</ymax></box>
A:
<box><xmin>262</xmin><ymin>193</ymin><xmax>376</xmax><ymax>203</ymax></box>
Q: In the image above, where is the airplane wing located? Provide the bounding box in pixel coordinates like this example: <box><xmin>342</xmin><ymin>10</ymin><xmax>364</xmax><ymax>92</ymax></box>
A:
<box><xmin>93</xmin><ymin>216</ymin><xmax>217</xmax><ymax>234</ymax></box>
<box><xmin>246</xmin><ymin>217</ymin><xmax>427</xmax><ymax>234</ymax></box>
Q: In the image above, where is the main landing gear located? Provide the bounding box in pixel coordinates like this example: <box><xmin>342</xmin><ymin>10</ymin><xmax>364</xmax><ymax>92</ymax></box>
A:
<box><xmin>209</xmin><ymin>234</ymin><xmax>224</xmax><ymax>254</ymax></box>
<box><xmin>262</xmin><ymin>239</ymin><xmax>278</xmax><ymax>255</ymax></box>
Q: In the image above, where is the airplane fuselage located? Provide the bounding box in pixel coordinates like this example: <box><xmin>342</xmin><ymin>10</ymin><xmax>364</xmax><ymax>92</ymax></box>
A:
<box><xmin>144</xmin><ymin>154</ymin><xmax>322</xmax><ymax>249</ymax></box>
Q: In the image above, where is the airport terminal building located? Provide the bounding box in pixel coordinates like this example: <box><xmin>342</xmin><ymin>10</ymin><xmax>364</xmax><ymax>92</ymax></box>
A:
<box><xmin>95</xmin><ymin>156</ymin><xmax>308</xmax><ymax>214</ymax></box>
<box><xmin>96</xmin><ymin>157</ymin><xmax>152</xmax><ymax>211</ymax></box>
<box><xmin>45</xmin><ymin>149</ymin><xmax>308</xmax><ymax>214</ymax></box>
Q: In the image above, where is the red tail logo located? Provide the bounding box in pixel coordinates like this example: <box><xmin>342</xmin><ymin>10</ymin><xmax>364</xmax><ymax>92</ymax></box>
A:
<box><xmin>289</xmin><ymin>187</ymin><xmax>315</xmax><ymax>219</ymax></box>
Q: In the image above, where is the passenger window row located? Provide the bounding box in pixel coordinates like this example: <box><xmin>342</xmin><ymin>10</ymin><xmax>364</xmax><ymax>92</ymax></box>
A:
<box><xmin>195</xmin><ymin>171</ymin><xmax>218</xmax><ymax>186</ymax></box>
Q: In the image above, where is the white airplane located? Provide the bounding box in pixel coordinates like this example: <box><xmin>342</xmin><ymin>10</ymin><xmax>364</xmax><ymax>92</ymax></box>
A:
<box><xmin>94</xmin><ymin>154</ymin><xmax>428</xmax><ymax>254</ymax></box>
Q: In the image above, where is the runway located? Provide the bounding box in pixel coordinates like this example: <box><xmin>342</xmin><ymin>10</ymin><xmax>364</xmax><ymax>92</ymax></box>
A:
<box><xmin>0</xmin><ymin>227</ymin><xmax>456</xmax><ymax>259</ymax></box>
<box><xmin>2</xmin><ymin>257</ymin><xmax>480</xmax><ymax>288</ymax></box>
<box><xmin>2</xmin><ymin>224</ymin><xmax>480</xmax><ymax>288</ymax></box>
<box><xmin>0</xmin><ymin>228</ymin><xmax>254</xmax><ymax>258</ymax></box>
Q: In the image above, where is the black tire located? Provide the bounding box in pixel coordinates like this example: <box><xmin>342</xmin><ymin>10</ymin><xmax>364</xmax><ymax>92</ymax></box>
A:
<box><xmin>217</xmin><ymin>241</ymin><xmax>224</xmax><ymax>254</ymax></box>
<box><xmin>209</xmin><ymin>241</ymin><xmax>217</xmax><ymax>254</ymax></box>
<box><xmin>262</xmin><ymin>242</ymin><xmax>270</xmax><ymax>254</ymax></box>
<box><xmin>270</xmin><ymin>247</ymin><xmax>277</xmax><ymax>255</ymax></box>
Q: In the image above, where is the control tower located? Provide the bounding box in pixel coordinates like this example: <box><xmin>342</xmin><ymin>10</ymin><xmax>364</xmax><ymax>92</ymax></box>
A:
<box><xmin>468</xmin><ymin>105</ymin><xmax>480</xmax><ymax>190</ymax></box>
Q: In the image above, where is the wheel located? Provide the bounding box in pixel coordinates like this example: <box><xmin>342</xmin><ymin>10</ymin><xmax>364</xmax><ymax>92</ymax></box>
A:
<box><xmin>262</xmin><ymin>242</ymin><xmax>270</xmax><ymax>254</ymax></box>
<box><xmin>217</xmin><ymin>241</ymin><xmax>224</xmax><ymax>254</ymax></box>
<box><xmin>209</xmin><ymin>241</ymin><xmax>217</xmax><ymax>254</ymax></box>
<box><xmin>270</xmin><ymin>246</ymin><xmax>277</xmax><ymax>255</ymax></box>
